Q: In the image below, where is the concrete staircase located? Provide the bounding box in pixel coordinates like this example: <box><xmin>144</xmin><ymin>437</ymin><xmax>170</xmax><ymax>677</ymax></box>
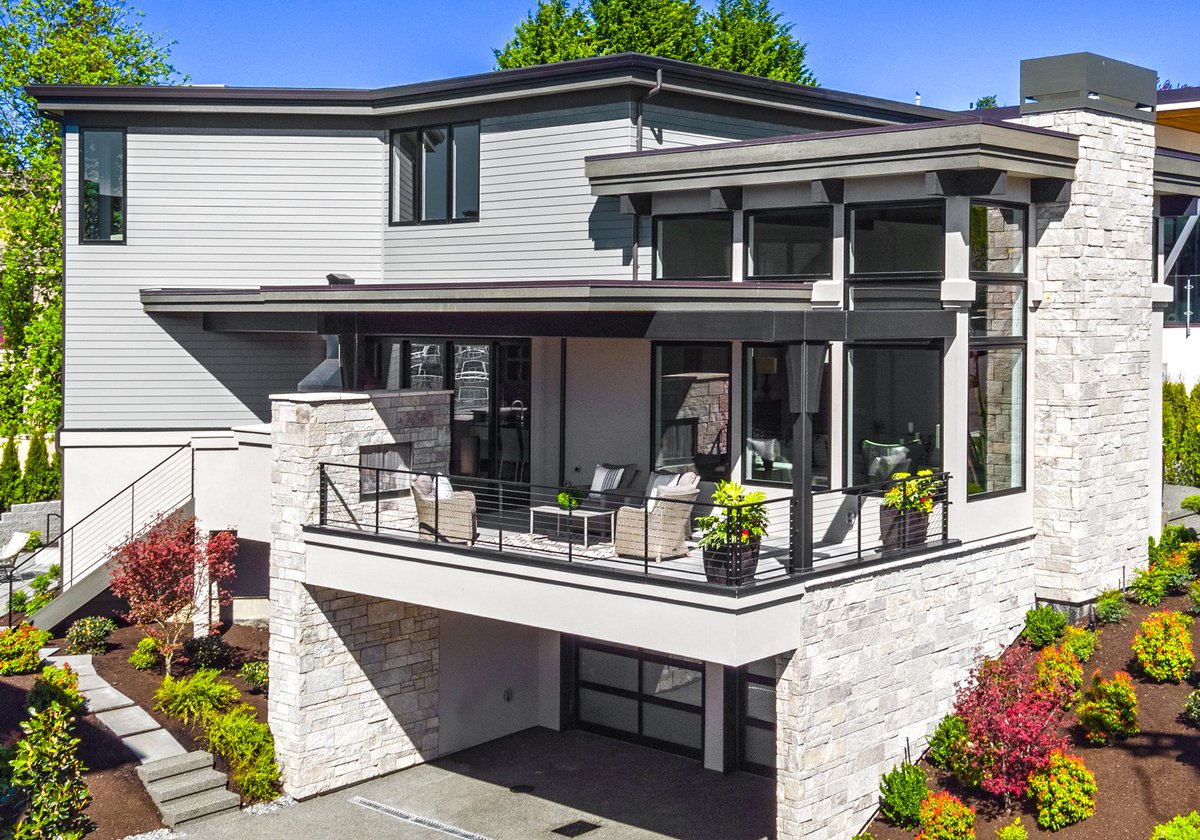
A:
<box><xmin>138</xmin><ymin>751</ymin><xmax>240</xmax><ymax>829</ymax></box>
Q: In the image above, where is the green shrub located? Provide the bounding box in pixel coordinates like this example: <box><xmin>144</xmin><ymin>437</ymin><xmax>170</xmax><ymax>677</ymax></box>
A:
<box><xmin>1184</xmin><ymin>690</ymin><xmax>1200</xmax><ymax>728</ymax></box>
<box><xmin>182</xmin><ymin>634</ymin><xmax>233</xmax><ymax>670</ymax></box>
<box><xmin>9</xmin><ymin>702</ymin><xmax>91</xmax><ymax>840</ymax></box>
<box><xmin>994</xmin><ymin>817</ymin><xmax>1028</xmax><ymax>840</ymax></box>
<box><xmin>1022</xmin><ymin>605</ymin><xmax>1067</xmax><ymax>648</ymax></box>
<box><xmin>1060</xmin><ymin>626</ymin><xmax>1097</xmax><ymax>663</ymax></box>
<box><xmin>24</xmin><ymin>571</ymin><xmax>57</xmax><ymax>616</ymax></box>
<box><xmin>850</xmin><ymin>834</ymin><xmax>875</xmax><ymax>840</ymax></box>
<box><xmin>0</xmin><ymin>437</ymin><xmax>22</xmax><ymax>509</ymax></box>
<box><xmin>1025</xmin><ymin>751</ymin><xmax>1096</xmax><ymax>831</ymax></box>
<box><xmin>0</xmin><ymin>623</ymin><xmax>51</xmax><ymax>676</ymax></box>
<box><xmin>1094</xmin><ymin>589</ymin><xmax>1129</xmax><ymax>624</ymax></box>
<box><xmin>128</xmin><ymin>637</ymin><xmax>160</xmax><ymax>671</ymax></box>
<box><xmin>1035</xmin><ymin>644</ymin><xmax>1083</xmax><ymax>701</ymax></box>
<box><xmin>20</xmin><ymin>434</ymin><xmax>54</xmax><ymax>504</ymax></box>
<box><xmin>7</xmin><ymin>589</ymin><xmax>28</xmax><ymax>615</ymax></box>
<box><xmin>1132</xmin><ymin>611</ymin><xmax>1195</xmax><ymax>683</ymax></box>
<box><xmin>1189</xmin><ymin>581</ymin><xmax>1200</xmax><ymax>615</ymax></box>
<box><xmin>29</xmin><ymin>665</ymin><xmax>85</xmax><ymax>714</ymax></box>
<box><xmin>878</xmin><ymin>761</ymin><xmax>927</xmax><ymax>828</ymax></box>
<box><xmin>154</xmin><ymin>669</ymin><xmax>240</xmax><ymax>725</ymax></box>
<box><xmin>1153</xmin><ymin>812</ymin><xmax>1200</xmax><ymax>839</ymax></box>
<box><xmin>915</xmin><ymin>791</ymin><xmax>974</xmax><ymax>840</ymax></box>
<box><xmin>239</xmin><ymin>661</ymin><xmax>268</xmax><ymax>693</ymax></box>
<box><xmin>1184</xmin><ymin>496</ymin><xmax>1200</xmax><ymax>514</ymax></box>
<box><xmin>927</xmin><ymin>713</ymin><xmax>966</xmax><ymax>771</ymax></box>
<box><xmin>1151</xmin><ymin>525</ymin><xmax>1196</xmax><ymax>566</ymax></box>
<box><xmin>65</xmin><ymin>616</ymin><xmax>117</xmax><ymax>655</ymax></box>
<box><xmin>1131</xmin><ymin>565</ymin><xmax>1168</xmax><ymax>606</ymax></box>
<box><xmin>1161</xmin><ymin>549</ymin><xmax>1197</xmax><ymax>591</ymax></box>
<box><xmin>22</xmin><ymin>531</ymin><xmax>40</xmax><ymax>552</ymax></box>
<box><xmin>203</xmin><ymin>704</ymin><xmax>280</xmax><ymax>803</ymax></box>
<box><xmin>1075</xmin><ymin>670</ymin><xmax>1139</xmax><ymax>744</ymax></box>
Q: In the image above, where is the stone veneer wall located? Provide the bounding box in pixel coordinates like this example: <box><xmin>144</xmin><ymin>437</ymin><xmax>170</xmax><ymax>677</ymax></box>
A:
<box><xmin>775</xmin><ymin>535</ymin><xmax>1035</xmax><ymax>839</ymax></box>
<box><xmin>269</xmin><ymin>390</ymin><xmax>451</xmax><ymax>798</ymax></box>
<box><xmin>1014</xmin><ymin>109</ymin><xmax>1157</xmax><ymax>604</ymax></box>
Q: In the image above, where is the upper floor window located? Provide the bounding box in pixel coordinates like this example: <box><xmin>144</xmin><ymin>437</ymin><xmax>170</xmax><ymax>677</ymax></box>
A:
<box><xmin>81</xmin><ymin>129</ymin><xmax>125</xmax><ymax>243</ymax></box>
<box><xmin>390</xmin><ymin>123</ymin><xmax>480</xmax><ymax>224</ymax></box>
<box><xmin>746</xmin><ymin>208</ymin><xmax>833</xmax><ymax>280</ymax></box>
<box><xmin>969</xmin><ymin>203</ymin><xmax>1027</xmax><ymax>275</ymax></box>
<box><xmin>654</xmin><ymin>214</ymin><xmax>732</xmax><ymax>281</ymax></box>
<box><xmin>848</xmin><ymin>202</ymin><xmax>944</xmax><ymax>276</ymax></box>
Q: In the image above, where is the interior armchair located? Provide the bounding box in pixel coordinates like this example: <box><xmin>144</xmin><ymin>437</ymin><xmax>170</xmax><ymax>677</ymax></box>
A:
<box><xmin>411</xmin><ymin>474</ymin><xmax>478</xmax><ymax>546</ymax></box>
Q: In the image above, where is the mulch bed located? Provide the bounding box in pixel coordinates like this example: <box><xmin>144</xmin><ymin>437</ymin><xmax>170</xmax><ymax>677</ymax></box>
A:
<box><xmin>867</xmin><ymin>593</ymin><xmax>1200</xmax><ymax>839</ymax></box>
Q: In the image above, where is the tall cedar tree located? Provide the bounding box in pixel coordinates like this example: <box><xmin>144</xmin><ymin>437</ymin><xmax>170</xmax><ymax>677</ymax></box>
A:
<box><xmin>495</xmin><ymin>0</ymin><xmax>815</xmax><ymax>85</ymax></box>
<box><xmin>0</xmin><ymin>0</ymin><xmax>180</xmax><ymax>434</ymax></box>
<box><xmin>0</xmin><ymin>436</ymin><xmax>22</xmax><ymax>509</ymax></box>
<box><xmin>21</xmin><ymin>432</ymin><xmax>52</xmax><ymax>502</ymax></box>
<box><xmin>109</xmin><ymin>513</ymin><xmax>237</xmax><ymax>674</ymax></box>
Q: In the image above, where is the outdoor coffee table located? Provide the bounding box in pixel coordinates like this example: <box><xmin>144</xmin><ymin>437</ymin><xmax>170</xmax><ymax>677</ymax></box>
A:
<box><xmin>528</xmin><ymin>505</ymin><xmax>615</xmax><ymax>548</ymax></box>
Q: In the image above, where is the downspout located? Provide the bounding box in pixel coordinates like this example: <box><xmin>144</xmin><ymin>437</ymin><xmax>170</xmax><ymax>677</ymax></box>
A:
<box><xmin>631</xmin><ymin>69</ymin><xmax>663</xmax><ymax>281</ymax></box>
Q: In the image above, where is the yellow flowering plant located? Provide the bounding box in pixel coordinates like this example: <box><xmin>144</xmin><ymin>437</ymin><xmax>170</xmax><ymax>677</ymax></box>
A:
<box><xmin>882</xmin><ymin>469</ymin><xmax>942</xmax><ymax>514</ymax></box>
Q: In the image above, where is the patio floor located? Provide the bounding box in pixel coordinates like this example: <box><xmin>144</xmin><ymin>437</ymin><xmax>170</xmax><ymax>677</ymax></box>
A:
<box><xmin>183</xmin><ymin>727</ymin><xmax>776</xmax><ymax>840</ymax></box>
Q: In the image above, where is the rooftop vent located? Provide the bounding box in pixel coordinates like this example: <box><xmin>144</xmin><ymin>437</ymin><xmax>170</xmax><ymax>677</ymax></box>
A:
<box><xmin>326</xmin><ymin>272</ymin><xmax>355</xmax><ymax>285</ymax></box>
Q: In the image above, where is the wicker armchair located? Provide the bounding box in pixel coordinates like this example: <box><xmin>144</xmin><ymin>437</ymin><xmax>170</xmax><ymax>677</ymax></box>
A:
<box><xmin>411</xmin><ymin>476</ymin><xmax>477</xmax><ymax>546</ymax></box>
<box><xmin>614</xmin><ymin>484</ymin><xmax>699</xmax><ymax>561</ymax></box>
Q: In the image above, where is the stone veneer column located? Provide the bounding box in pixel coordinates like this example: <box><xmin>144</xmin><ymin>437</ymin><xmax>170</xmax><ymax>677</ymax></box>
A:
<box><xmin>268</xmin><ymin>390</ymin><xmax>450</xmax><ymax>798</ymax></box>
<box><xmin>1013</xmin><ymin>108</ymin><xmax>1157</xmax><ymax>605</ymax></box>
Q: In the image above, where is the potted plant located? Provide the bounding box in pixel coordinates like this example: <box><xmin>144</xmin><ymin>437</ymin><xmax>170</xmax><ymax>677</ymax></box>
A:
<box><xmin>557</xmin><ymin>486</ymin><xmax>583</xmax><ymax>511</ymax></box>
<box><xmin>879</xmin><ymin>470</ymin><xmax>943</xmax><ymax>550</ymax></box>
<box><xmin>696</xmin><ymin>481</ymin><xmax>769</xmax><ymax>585</ymax></box>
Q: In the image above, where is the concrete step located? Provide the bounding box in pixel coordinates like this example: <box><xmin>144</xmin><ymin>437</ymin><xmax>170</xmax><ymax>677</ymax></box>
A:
<box><xmin>138</xmin><ymin>750</ymin><xmax>214</xmax><ymax>784</ymax></box>
<box><xmin>148</xmin><ymin>768</ymin><xmax>228</xmax><ymax>807</ymax></box>
<box><xmin>159</xmin><ymin>786</ymin><xmax>240</xmax><ymax>829</ymax></box>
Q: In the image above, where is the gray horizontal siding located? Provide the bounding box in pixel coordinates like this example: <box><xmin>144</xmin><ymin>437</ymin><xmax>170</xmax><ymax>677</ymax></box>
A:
<box><xmin>64</xmin><ymin>127</ymin><xmax>383</xmax><ymax>429</ymax></box>
<box><xmin>644</xmin><ymin>103</ymin><xmax>814</xmax><ymax>149</ymax></box>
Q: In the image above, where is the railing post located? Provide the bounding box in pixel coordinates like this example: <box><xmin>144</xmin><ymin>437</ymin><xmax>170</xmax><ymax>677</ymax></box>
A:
<box><xmin>434</xmin><ymin>478</ymin><xmax>441</xmax><ymax>544</ymax></box>
<box><xmin>497</xmin><ymin>482</ymin><xmax>505</xmax><ymax>551</ymax></box>
<box><xmin>130</xmin><ymin>484</ymin><xmax>136</xmax><ymax>540</ymax></box>
<box><xmin>942</xmin><ymin>473</ymin><xmax>950</xmax><ymax>542</ymax></box>
<box><xmin>567</xmin><ymin>503</ymin><xmax>573</xmax><ymax>563</ymax></box>
<box><xmin>319</xmin><ymin>465</ymin><xmax>328</xmax><ymax>525</ymax></box>
<box><xmin>856</xmin><ymin>493</ymin><xmax>864</xmax><ymax>562</ymax></box>
<box><xmin>375</xmin><ymin>467</ymin><xmax>381</xmax><ymax>534</ymax></box>
<box><xmin>643</xmin><ymin>504</ymin><xmax>649</xmax><ymax>574</ymax></box>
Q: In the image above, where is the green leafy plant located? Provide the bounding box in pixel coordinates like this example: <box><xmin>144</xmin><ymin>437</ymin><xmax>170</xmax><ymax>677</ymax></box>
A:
<box><xmin>28</xmin><ymin>664</ymin><xmax>85</xmax><ymax>714</ymax></box>
<box><xmin>154</xmin><ymin>669</ymin><xmax>240</xmax><ymax>725</ymax></box>
<box><xmin>1153</xmin><ymin>811</ymin><xmax>1200</xmax><ymax>839</ymax></box>
<box><xmin>1060</xmin><ymin>626</ymin><xmax>1096</xmax><ymax>663</ymax></box>
<box><xmin>1075</xmin><ymin>670</ymin><xmax>1139</xmax><ymax>744</ymax></box>
<box><xmin>239</xmin><ymin>660</ymin><xmax>268</xmax><ymax>693</ymax></box>
<box><xmin>22</xmin><ymin>530</ymin><xmax>39</xmax><ymax>552</ymax></box>
<box><xmin>1130</xmin><ymin>565</ymin><xmax>1168</xmax><ymax>606</ymax></box>
<box><xmin>1183</xmin><ymin>689</ymin><xmax>1200</xmax><ymax>728</ymax></box>
<box><xmin>1190</xmin><ymin>581</ymin><xmax>1200</xmax><ymax>615</ymax></box>
<box><xmin>1132</xmin><ymin>611</ymin><xmax>1195</xmax><ymax>683</ymax></box>
<box><xmin>1094</xmin><ymin>589</ymin><xmax>1129</xmax><ymax>624</ymax></box>
<box><xmin>64</xmin><ymin>615</ymin><xmax>117</xmax><ymax>655</ymax></box>
<box><xmin>9</xmin><ymin>702</ymin><xmax>91</xmax><ymax>840</ymax></box>
<box><xmin>1022</xmin><ymin>605</ymin><xmax>1067</xmax><ymax>648</ymax></box>
<box><xmin>927</xmin><ymin>713</ymin><xmax>967</xmax><ymax>772</ymax></box>
<box><xmin>1182</xmin><ymin>496</ymin><xmax>1200</xmax><ymax>513</ymax></box>
<box><xmin>0</xmin><ymin>437</ymin><xmax>21</xmax><ymax>509</ymax></box>
<box><xmin>1160</xmin><ymin>549</ymin><xmax>1196</xmax><ymax>591</ymax></box>
<box><xmin>0</xmin><ymin>623</ymin><xmax>51</xmax><ymax>675</ymax></box>
<box><xmin>556</xmin><ymin>487</ymin><xmax>582</xmax><ymax>511</ymax></box>
<box><xmin>203</xmin><ymin>704</ymin><xmax>280</xmax><ymax>803</ymax></box>
<box><xmin>128</xmin><ymin>636</ymin><xmax>159</xmax><ymax>671</ymax></box>
<box><xmin>182</xmin><ymin>634</ymin><xmax>233</xmax><ymax>670</ymax></box>
<box><xmin>695</xmin><ymin>481</ymin><xmax>769</xmax><ymax>550</ymax></box>
<box><xmin>878</xmin><ymin>761</ymin><xmax>927</xmax><ymax>828</ymax></box>
<box><xmin>7</xmin><ymin>588</ymin><xmax>28</xmax><ymax>615</ymax></box>
<box><xmin>1034</xmin><ymin>644</ymin><xmax>1083</xmax><ymax>702</ymax></box>
<box><xmin>20</xmin><ymin>434</ymin><xmax>54</xmax><ymax>503</ymax></box>
<box><xmin>915</xmin><ymin>791</ymin><xmax>974</xmax><ymax>840</ymax></box>
<box><xmin>24</xmin><ymin>570</ymin><xmax>56</xmax><ymax>615</ymax></box>
<box><xmin>883</xmin><ymin>469</ymin><xmax>943</xmax><ymax>514</ymax></box>
<box><xmin>995</xmin><ymin>818</ymin><xmax>1027</xmax><ymax>840</ymax></box>
<box><xmin>1025</xmin><ymin>751</ymin><xmax>1096</xmax><ymax>831</ymax></box>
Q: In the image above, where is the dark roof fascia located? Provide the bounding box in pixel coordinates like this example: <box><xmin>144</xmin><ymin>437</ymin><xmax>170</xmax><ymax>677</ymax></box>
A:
<box><xmin>1156</xmin><ymin>148</ymin><xmax>1200</xmax><ymax>196</ymax></box>
<box><xmin>28</xmin><ymin>53</ymin><xmax>954</xmax><ymax>126</ymax></box>
<box><xmin>1158</xmin><ymin>87</ymin><xmax>1200</xmax><ymax>107</ymax></box>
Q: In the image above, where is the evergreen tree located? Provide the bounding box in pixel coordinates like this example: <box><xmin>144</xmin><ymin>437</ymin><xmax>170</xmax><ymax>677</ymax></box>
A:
<box><xmin>22</xmin><ymin>432</ymin><xmax>51</xmax><ymax>502</ymax></box>
<box><xmin>48</xmin><ymin>443</ymin><xmax>61</xmax><ymax>500</ymax></box>
<box><xmin>493</xmin><ymin>0</ymin><xmax>596</xmax><ymax>69</ymax></box>
<box><xmin>0</xmin><ymin>436</ymin><xmax>22</xmax><ymax>509</ymax></box>
<box><xmin>700</xmin><ymin>0</ymin><xmax>816</xmax><ymax>84</ymax></box>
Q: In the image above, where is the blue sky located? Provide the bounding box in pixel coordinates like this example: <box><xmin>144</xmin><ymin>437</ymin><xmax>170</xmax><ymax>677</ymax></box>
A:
<box><xmin>136</xmin><ymin>1</ymin><xmax>1196</xmax><ymax>111</ymax></box>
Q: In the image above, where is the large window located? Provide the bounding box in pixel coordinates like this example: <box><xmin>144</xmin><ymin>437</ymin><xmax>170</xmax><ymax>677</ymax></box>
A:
<box><xmin>653</xmin><ymin>343</ymin><xmax>730</xmax><ymax>481</ymax></box>
<box><xmin>655</xmin><ymin>214</ymin><xmax>732</xmax><ymax>280</ymax></box>
<box><xmin>848</xmin><ymin>202</ymin><xmax>944</xmax><ymax>276</ymax></box>
<box><xmin>81</xmin><ymin>129</ymin><xmax>125</xmax><ymax>243</ymax></box>
<box><xmin>738</xmin><ymin>657</ymin><xmax>777</xmax><ymax>776</ymax></box>
<box><xmin>967</xmin><ymin>202</ymin><xmax>1027</xmax><ymax>497</ymax></box>
<box><xmin>845</xmin><ymin>346</ymin><xmax>942</xmax><ymax>486</ymax></box>
<box><xmin>390</xmin><ymin>123</ymin><xmax>480</xmax><ymax>224</ymax></box>
<box><xmin>746</xmin><ymin>208</ymin><xmax>833</xmax><ymax>280</ymax></box>
<box><xmin>743</xmin><ymin>346</ymin><xmax>831</xmax><ymax>487</ymax></box>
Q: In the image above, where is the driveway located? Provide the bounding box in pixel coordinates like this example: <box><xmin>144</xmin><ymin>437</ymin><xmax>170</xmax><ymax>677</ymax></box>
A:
<box><xmin>182</xmin><ymin>727</ymin><xmax>775</xmax><ymax>840</ymax></box>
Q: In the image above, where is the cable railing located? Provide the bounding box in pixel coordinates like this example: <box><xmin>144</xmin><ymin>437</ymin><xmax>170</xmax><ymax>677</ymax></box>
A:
<box><xmin>1164</xmin><ymin>274</ymin><xmax>1200</xmax><ymax>333</ymax></box>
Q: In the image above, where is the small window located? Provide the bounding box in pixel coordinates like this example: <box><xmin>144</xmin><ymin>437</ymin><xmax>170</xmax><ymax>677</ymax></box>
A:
<box><xmin>360</xmin><ymin>443</ymin><xmax>413</xmax><ymax>498</ymax></box>
<box><xmin>746</xmin><ymin>208</ymin><xmax>833</xmax><ymax>279</ymax></box>
<box><xmin>848</xmin><ymin>203</ymin><xmax>944</xmax><ymax>276</ymax></box>
<box><xmin>967</xmin><ymin>347</ymin><xmax>1024</xmax><ymax>495</ymax></box>
<box><xmin>81</xmin><ymin>129</ymin><xmax>125</xmax><ymax>243</ymax></box>
<box><xmin>655</xmin><ymin>215</ymin><xmax>732</xmax><ymax>281</ymax></box>
<box><xmin>390</xmin><ymin>123</ymin><xmax>480</xmax><ymax>224</ymax></box>
<box><xmin>969</xmin><ymin>282</ymin><xmax>1025</xmax><ymax>338</ymax></box>
<box><xmin>743</xmin><ymin>345</ymin><xmax>831</xmax><ymax>487</ymax></box>
<box><xmin>653</xmin><ymin>343</ymin><xmax>730</xmax><ymax>481</ymax></box>
<box><xmin>969</xmin><ymin>204</ymin><xmax>1026</xmax><ymax>275</ymax></box>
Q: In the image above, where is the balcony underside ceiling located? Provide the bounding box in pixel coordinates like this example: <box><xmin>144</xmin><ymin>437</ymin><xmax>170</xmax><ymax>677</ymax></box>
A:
<box><xmin>1156</xmin><ymin>149</ymin><xmax>1200</xmax><ymax>197</ymax></box>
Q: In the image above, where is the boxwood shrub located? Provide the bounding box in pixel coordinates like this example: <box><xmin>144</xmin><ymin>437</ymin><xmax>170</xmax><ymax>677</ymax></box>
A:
<box><xmin>878</xmin><ymin>761</ymin><xmax>926</xmax><ymax>828</ymax></box>
<box><xmin>1022</xmin><ymin>605</ymin><xmax>1067</xmax><ymax>648</ymax></box>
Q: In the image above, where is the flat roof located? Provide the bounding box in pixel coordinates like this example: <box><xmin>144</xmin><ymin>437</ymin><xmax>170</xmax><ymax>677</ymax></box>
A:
<box><xmin>29</xmin><ymin>53</ymin><xmax>954</xmax><ymax>126</ymax></box>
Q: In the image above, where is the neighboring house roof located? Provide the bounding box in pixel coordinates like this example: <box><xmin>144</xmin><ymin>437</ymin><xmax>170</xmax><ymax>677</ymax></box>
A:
<box><xmin>1158</xmin><ymin>87</ymin><xmax>1200</xmax><ymax>133</ymax></box>
<box><xmin>27</xmin><ymin>53</ymin><xmax>955</xmax><ymax>127</ymax></box>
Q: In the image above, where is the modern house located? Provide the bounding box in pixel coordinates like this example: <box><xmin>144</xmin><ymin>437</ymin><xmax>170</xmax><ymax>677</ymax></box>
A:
<box><xmin>26</xmin><ymin>50</ymin><xmax>1198</xmax><ymax>838</ymax></box>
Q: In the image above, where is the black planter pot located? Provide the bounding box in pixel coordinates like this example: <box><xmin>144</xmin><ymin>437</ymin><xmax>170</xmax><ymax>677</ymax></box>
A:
<box><xmin>879</xmin><ymin>507</ymin><xmax>929</xmax><ymax>551</ymax></box>
<box><xmin>703</xmin><ymin>542</ymin><xmax>761</xmax><ymax>586</ymax></box>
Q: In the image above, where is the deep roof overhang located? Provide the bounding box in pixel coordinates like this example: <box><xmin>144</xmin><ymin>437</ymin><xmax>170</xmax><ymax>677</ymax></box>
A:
<box><xmin>585</xmin><ymin>116</ymin><xmax>1079</xmax><ymax>194</ymax></box>
<box><xmin>1156</xmin><ymin>149</ymin><xmax>1200</xmax><ymax>197</ymax></box>
<box><xmin>28</xmin><ymin>54</ymin><xmax>954</xmax><ymax>126</ymax></box>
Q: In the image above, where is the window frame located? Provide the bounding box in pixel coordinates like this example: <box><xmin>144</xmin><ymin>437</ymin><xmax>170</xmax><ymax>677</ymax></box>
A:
<box><xmin>967</xmin><ymin>199</ymin><xmax>1029</xmax><ymax>280</ymax></box>
<box><xmin>79</xmin><ymin>127</ymin><xmax>127</xmax><ymax>246</ymax></box>
<box><xmin>650</xmin><ymin>340</ymin><xmax>734</xmax><ymax>482</ymax></box>
<box><xmin>388</xmin><ymin>122</ymin><xmax>481</xmax><ymax>227</ymax></box>
<box><xmin>744</xmin><ymin>206</ymin><xmax>835</xmax><ymax>282</ymax></box>
<box><xmin>652</xmin><ymin>212</ymin><xmax>734</xmax><ymax>282</ymax></box>
<box><xmin>845</xmin><ymin>199</ymin><xmax>946</xmax><ymax>280</ymax></box>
